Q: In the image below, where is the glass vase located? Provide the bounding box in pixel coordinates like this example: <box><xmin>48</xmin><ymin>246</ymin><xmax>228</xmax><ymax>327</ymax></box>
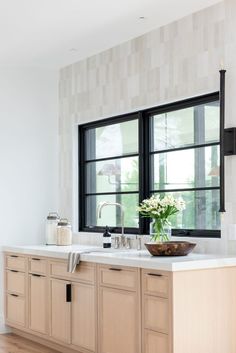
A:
<box><xmin>149</xmin><ymin>218</ymin><xmax>171</xmax><ymax>243</ymax></box>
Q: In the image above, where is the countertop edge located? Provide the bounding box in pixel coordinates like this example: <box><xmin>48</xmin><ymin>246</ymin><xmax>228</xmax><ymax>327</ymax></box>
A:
<box><xmin>2</xmin><ymin>245</ymin><xmax>236</xmax><ymax>272</ymax></box>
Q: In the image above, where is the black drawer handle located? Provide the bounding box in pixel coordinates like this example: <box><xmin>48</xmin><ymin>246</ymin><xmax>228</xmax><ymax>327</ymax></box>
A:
<box><xmin>10</xmin><ymin>270</ymin><xmax>19</xmax><ymax>273</ymax></box>
<box><xmin>10</xmin><ymin>255</ymin><xmax>18</xmax><ymax>258</ymax></box>
<box><xmin>147</xmin><ymin>273</ymin><xmax>163</xmax><ymax>277</ymax></box>
<box><xmin>66</xmin><ymin>284</ymin><xmax>71</xmax><ymax>302</ymax></box>
<box><xmin>32</xmin><ymin>258</ymin><xmax>41</xmax><ymax>261</ymax></box>
<box><xmin>109</xmin><ymin>268</ymin><xmax>122</xmax><ymax>271</ymax></box>
<box><xmin>31</xmin><ymin>274</ymin><xmax>42</xmax><ymax>277</ymax></box>
<box><xmin>10</xmin><ymin>294</ymin><xmax>19</xmax><ymax>297</ymax></box>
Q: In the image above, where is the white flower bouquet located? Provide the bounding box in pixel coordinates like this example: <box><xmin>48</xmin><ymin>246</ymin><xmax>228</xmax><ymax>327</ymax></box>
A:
<box><xmin>137</xmin><ymin>194</ymin><xmax>185</xmax><ymax>242</ymax></box>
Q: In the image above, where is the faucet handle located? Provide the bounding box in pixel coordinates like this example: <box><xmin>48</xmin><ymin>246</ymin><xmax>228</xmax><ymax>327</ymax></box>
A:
<box><xmin>114</xmin><ymin>236</ymin><xmax>120</xmax><ymax>249</ymax></box>
<box><xmin>136</xmin><ymin>235</ymin><xmax>142</xmax><ymax>250</ymax></box>
<box><xmin>126</xmin><ymin>237</ymin><xmax>132</xmax><ymax>249</ymax></box>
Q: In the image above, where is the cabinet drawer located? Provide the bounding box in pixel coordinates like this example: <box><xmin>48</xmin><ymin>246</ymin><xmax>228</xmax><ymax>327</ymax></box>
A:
<box><xmin>6</xmin><ymin>255</ymin><xmax>26</xmax><ymax>272</ymax></box>
<box><xmin>144</xmin><ymin>329</ymin><xmax>169</xmax><ymax>353</ymax></box>
<box><xmin>143</xmin><ymin>270</ymin><xmax>169</xmax><ymax>298</ymax></box>
<box><xmin>99</xmin><ymin>265</ymin><xmax>138</xmax><ymax>291</ymax></box>
<box><xmin>144</xmin><ymin>296</ymin><xmax>169</xmax><ymax>334</ymax></box>
<box><xmin>6</xmin><ymin>270</ymin><xmax>25</xmax><ymax>295</ymax></box>
<box><xmin>6</xmin><ymin>294</ymin><xmax>25</xmax><ymax>327</ymax></box>
<box><xmin>50</xmin><ymin>261</ymin><xmax>95</xmax><ymax>283</ymax></box>
<box><xmin>29</xmin><ymin>257</ymin><xmax>47</xmax><ymax>275</ymax></box>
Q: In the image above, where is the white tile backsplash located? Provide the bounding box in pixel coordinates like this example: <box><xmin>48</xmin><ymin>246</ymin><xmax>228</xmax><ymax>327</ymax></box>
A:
<box><xmin>59</xmin><ymin>0</ymin><xmax>236</xmax><ymax>254</ymax></box>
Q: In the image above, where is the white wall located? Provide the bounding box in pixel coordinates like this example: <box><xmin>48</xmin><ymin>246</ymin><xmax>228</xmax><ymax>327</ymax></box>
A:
<box><xmin>0</xmin><ymin>67</ymin><xmax>59</xmax><ymax>332</ymax></box>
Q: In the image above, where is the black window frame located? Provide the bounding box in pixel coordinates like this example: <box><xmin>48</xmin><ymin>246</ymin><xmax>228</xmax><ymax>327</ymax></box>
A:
<box><xmin>79</xmin><ymin>92</ymin><xmax>221</xmax><ymax>238</ymax></box>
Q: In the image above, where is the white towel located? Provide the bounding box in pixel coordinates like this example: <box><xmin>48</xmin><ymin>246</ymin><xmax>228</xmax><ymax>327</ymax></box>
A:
<box><xmin>67</xmin><ymin>252</ymin><xmax>81</xmax><ymax>273</ymax></box>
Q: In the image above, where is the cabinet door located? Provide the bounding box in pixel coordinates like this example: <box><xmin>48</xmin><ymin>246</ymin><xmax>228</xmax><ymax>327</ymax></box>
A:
<box><xmin>144</xmin><ymin>330</ymin><xmax>169</xmax><ymax>353</ymax></box>
<box><xmin>71</xmin><ymin>282</ymin><xmax>96</xmax><ymax>352</ymax></box>
<box><xmin>50</xmin><ymin>278</ymin><xmax>71</xmax><ymax>344</ymax></box>
<box><xmin>29</xmin><ymin>274</ymin><xmax>47</xmax><ymax>334</ymax></box>
<box><xmin>99</xmin><ymin>286</ymin><xmax>139</xmax><ymax>353</ymax></box>
<box><xmin>6</xmin><ymin>294</ymin><xmax>25</xmax><ymax>327</ymax></box>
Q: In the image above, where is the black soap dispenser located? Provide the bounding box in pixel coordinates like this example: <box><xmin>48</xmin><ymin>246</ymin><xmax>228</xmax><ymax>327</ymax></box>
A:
<box><xmin>103</xmin><ymin>226</ymin><xmax>111</xmax><ymax>248</ymax></box>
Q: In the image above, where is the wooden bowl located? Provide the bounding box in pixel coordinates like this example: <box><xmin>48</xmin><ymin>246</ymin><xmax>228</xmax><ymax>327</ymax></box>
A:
<box><xmin>145</xmin><ymin>241</ymin><xmax>196</xmax><ymax>256</ymax></box>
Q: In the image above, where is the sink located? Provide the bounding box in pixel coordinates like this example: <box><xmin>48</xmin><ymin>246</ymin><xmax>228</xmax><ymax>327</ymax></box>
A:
<box><xmin>88</xmin><ymin>248</ymin><xmax>146</xmax><ymax>256</ymax></box>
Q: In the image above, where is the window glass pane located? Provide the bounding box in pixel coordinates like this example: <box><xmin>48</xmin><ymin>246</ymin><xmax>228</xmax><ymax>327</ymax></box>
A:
<box><xmin>151</xmin><ymin>145</ymin><xmax>219</xmax><ymax>190</ymax></box>
<box><xmin>152</xmin><ymin>108</ymin><xmax>194</xmax><ymax>151</ymax></box>
<box><xmin>85</xmin><ymin>119</ymin><xmax>138</xmax><ymax>160</ymax></box>
<box><xmin>154</xmin><ymin>190</ymin><xmax>220</xmax><ymax>230</ymax></box>
<box><xmin>86</xmin><ymin>156</ymin><xmax>139</xmax><ymax>193</ymax></box>
<box><xmin>85</xmin><ymin>194</ymin><xmax>139</xmax><ymax>228</ymax></box>
<box><xmin>151</xmin><ymin>101</ymin><xmax>219</xmax><ymax>151</ymax></box>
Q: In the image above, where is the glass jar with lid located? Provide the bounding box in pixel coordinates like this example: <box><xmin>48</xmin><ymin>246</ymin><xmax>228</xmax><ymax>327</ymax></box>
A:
<box><xmin>57</xmin><ymin>218</ymin><xmax>72</xmax><ymax>246</ymax></box>
<box><xmin>46</xmin><ymin>212</ymin><xmax>59</xmax><ymax>245</ymax></box>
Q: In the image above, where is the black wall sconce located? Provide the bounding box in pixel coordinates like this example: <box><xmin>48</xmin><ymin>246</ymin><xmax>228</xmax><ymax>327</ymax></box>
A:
<box><xmin>219</xmin><ymin>69</ymin><xmax>226</xmax><ymax>212</ymax></box>
<box><xmin>220</xmin><ymin>69</ymin><xmax>236</xmax><ymax>212</ymax></box>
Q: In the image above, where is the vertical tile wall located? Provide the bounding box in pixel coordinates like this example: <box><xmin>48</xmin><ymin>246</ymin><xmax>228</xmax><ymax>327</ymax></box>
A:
<box><xmin>59</xmin><ymin>1</ymin><xmax>236</xmax><ymax>252</ymax></box>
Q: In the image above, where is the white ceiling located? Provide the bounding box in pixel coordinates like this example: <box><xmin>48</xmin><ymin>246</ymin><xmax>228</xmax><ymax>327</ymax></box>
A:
<box><xmin>0</xmin><ymin>0</ymin><xmax>221</xmax><ymax>69</ymax></box>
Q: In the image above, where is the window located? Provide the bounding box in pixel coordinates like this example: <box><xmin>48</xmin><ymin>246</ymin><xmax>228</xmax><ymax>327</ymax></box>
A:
<box><xmin>79</xmin><ymin>93</ymin><xmax>220</xmax><ymax>238</ymax></box>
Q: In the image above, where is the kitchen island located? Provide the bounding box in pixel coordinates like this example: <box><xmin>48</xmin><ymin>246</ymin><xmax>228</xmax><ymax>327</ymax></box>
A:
<box><xmin>3</xmin><ymin>244</ymin><xmax>236</xmax><ymax>353</ymax></box>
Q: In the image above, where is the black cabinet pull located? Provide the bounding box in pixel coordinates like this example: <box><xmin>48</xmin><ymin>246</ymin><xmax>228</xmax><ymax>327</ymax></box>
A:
<box><xmin>32</xmin><ymin>258</ymin><xmax>41</xmax><ymax>261</ymax></box>
<box><xmin>32</xmin><ymin>274</ymin><xmax>42</xmax><ymax>277</ymax></box>
<box><xmin>109</xmin><ymin>268</ymin><xmax>122</xmax><ymax>271</ymax></box>
<box><xmin>10</xmin><ymin>270</ymin><xmax>18</xmax><ymax>273</ymax></box>
<box><xmin>10</xmin><ymin>255</ymin><xmax>18</xmax><ymax>258</ymax></box>
<box><xmin>147</xmin><ymin>273</ymin><xmax>163</xmax><ymax>277</ymax></box>
<box><xmin>66</xmin><ymin>284</ymin><xmax>72</xmax><ymax>302</ymax></box>
<box><xmin>10</xmin><ymin>293</ymin><xmax>19</xmax><ymax>297</ymax></box>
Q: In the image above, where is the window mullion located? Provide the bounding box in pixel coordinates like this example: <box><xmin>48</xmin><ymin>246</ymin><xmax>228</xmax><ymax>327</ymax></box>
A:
<box><xmin>139</xmin><ymin>112</ymin><xmax>150</xmax><ymax>234</ymax></box>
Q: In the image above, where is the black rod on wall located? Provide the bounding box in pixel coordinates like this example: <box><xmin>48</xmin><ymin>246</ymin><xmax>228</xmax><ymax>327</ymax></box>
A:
<box><xmin>219</xmin><ymin>69</ymin><xmax>226</xmax><ymax>212</ymax></box>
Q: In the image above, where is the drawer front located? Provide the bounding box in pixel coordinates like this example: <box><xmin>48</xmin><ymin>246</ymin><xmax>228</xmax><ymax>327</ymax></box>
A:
<box><xmin>144</xmin><ymin>329</ymin><xmax>169</xmax><ymax>353</ymax></box>
<box><xmin>144</xmin><ymin>296</ymin><xmax>169</xmax><ymax>334</ymax></box>
<box><xmin>6</xmin><ymin>294</ymin><xmax>25</xmax><ymax>327</ymax></box>
<box><xmin>6</xmin><ymin>270</ymin><xmax>25</xmax><ymax>295</ymax></box>
<box><xmin>6</xmin><ymin>255</ymin><xmax>26</xmax><ymax>272</ymax></box>
<box><xmin>29</xmin><ymin>257</ymin><xmax>47</xmax><ymax>275</ymax></box>
<box><xmin>99</xmin><ymin>265</ymin><xmax>138</xmax><ymax>291</ymax></box>
<box><xmin>143</xmin><ymin>271</ymin><xmax>169</xmax><ymax>298</ymax></box>
<box><xmin>50</xmin><ymin>261</ymin><xmax>95</xmax><ymax>283</ymax></box>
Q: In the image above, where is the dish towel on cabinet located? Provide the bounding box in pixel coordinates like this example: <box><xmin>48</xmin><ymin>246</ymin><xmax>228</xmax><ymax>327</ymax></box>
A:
<box><xmin>67</xmin><ymin>252</ymin><xmax>81</xmax><ymax>273</ymax></box>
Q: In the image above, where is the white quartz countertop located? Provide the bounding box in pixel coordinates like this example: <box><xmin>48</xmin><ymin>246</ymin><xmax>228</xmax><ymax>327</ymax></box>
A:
<box><xmin>2</xmin><ymin>244</ymin><xmax>236</xmax><ymax>272</ymax></box>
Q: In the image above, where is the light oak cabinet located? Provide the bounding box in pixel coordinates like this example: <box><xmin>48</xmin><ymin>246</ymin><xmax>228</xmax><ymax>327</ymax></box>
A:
<box><xmin>98</xmin><ymin>265</ymin><xmax>140</xmax><ymax>353</ymax></box>
<box><xmin>6</xmin><ymin>294</ymin><xmax>26</xmax><ymax>327</ymax></box>
<box><xmin>5</xmin><ymin>253</ymin><xmax>27</xmax><ymax>328</ymax></box>
<box><xmin>29</xmin><ymin>274</ymin><xmax>47</xmax><ymax>335</ymax></box>
<box><xmin>71</xmin><ymin>282</ymin><xmax>96</xmax><ymax>352</ymax></box>
<box><xmin>144</xmin><ymin>330</ymin><xmax>169</xmax><ymax>353</ymax></box>
<box><xmin>6</xmin><ymin>270</ymin><xmax>25</xmax><ymax>295</ymax></box>
<box><xmin>5</xmin><ymin>251</ymin><xmax>236</xmax><ymax>353</ymax></box>
<box><xmin>50</xmin><ymin>278</ymin><xmax>71</xmax><ymax>344</ymax></box>
<box><xmin>142</xmin><ymin>270</ymin><xmax>171</xmax><ymax>353</ymax></box>
<box><xmin>49</xmin><ymin>262</ymin><xmax>97</xmax><ymax>352</ymax></box>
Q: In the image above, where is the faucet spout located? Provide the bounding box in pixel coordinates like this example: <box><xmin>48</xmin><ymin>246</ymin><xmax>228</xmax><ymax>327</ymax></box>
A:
<box><xmin>97</xmin><ymin>201</ymin><xmax>125</xmax><ymax>247</ymax></box>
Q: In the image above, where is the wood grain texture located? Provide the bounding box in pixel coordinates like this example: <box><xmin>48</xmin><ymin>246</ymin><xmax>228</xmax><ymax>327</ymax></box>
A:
<box><xmin>29</xmin><ymin>274</ymin><xmax>48</xmax><ymax>334</ymax></box>
<box><xmin>6</xmin><ymin>270</ymin><xmax>25</xmax><ymax>295</ymax></box>
<box><xmin>0</xmin><ymin>333</ymin><xmax>59</xmax><ymax>353</ymax></box>
<box><xmin>98</xmin><ymin>264</ymin><xmax>138</xmax><ymax>291</ymax></box>
<box><xmin>172</xmin><ymin>267</ymin><xmax>236</xmax><ymax>353</ymax></box>
<box><xmin>71</xmin><ymin>282</ymin><xmax>96</xmax><ymax>351</ymax></box>
<box><xmin>98</xmin><ymin>286</ymin><xmax>140</xmax><ymax>353</ymax></box>
<box><xmin>50</xmin><ymin>278</ymin><xmax>71</xmax><ymax>344</ymax></box>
